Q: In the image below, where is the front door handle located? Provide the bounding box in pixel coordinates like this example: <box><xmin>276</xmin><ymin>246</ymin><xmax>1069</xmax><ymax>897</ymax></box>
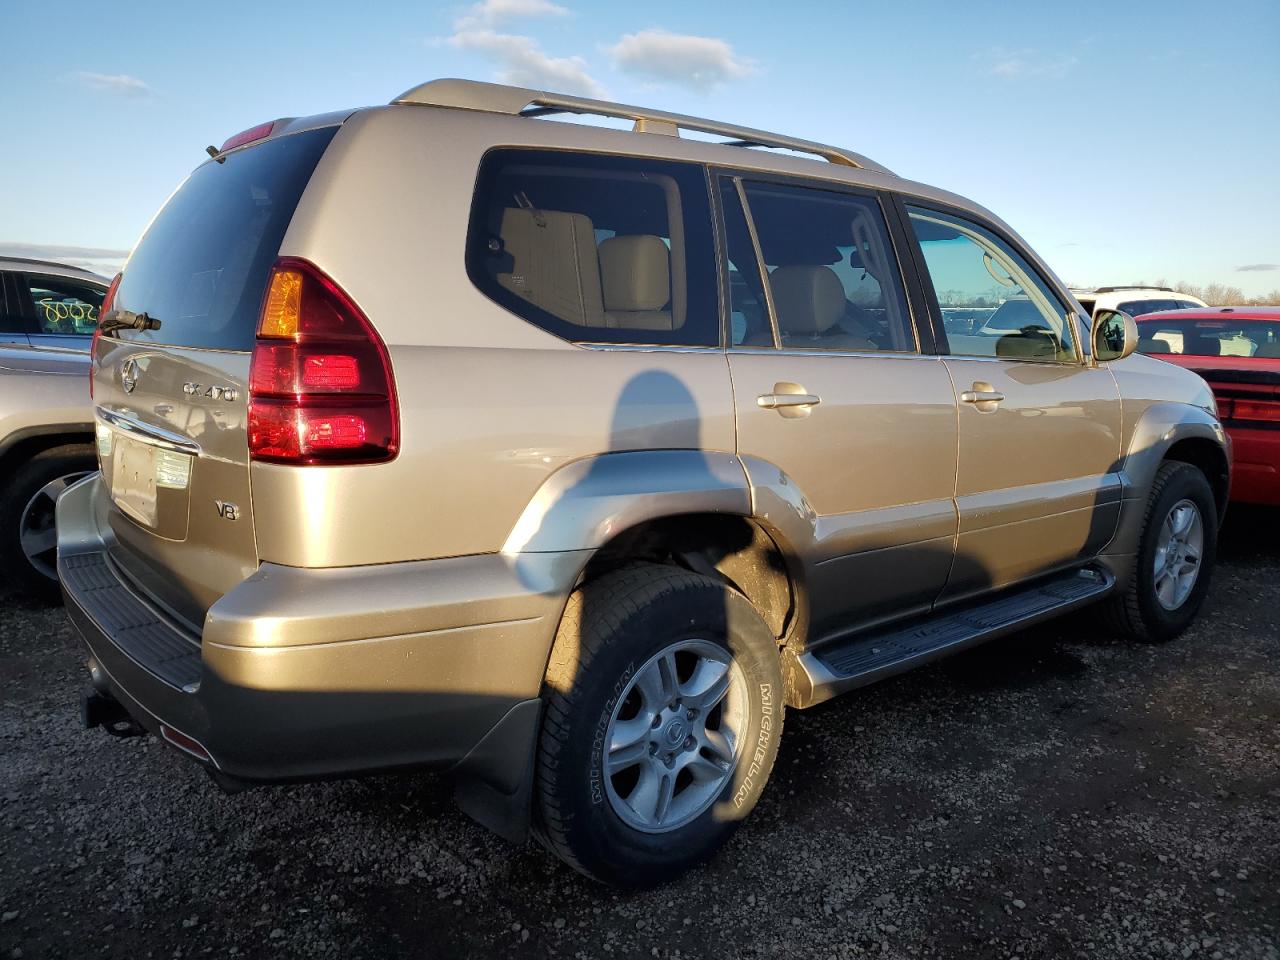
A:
<box><xmin>757</xmin><ymin>382</ymin><xmax>821</xmax><ymax>419</ymax></box>
<box><xmin>960</xmin><ymin>381</ymin><xmax>1005</xmax><ymax>411</ymax></box>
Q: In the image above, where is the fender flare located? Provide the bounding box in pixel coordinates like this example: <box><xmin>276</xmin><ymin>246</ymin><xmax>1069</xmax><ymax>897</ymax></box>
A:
<box><xmin>1119</xmin><ymin>402</ymin><xmax>1228</xmax><ymax>504</ymax></box>
<box><xmin>501</xmin><ymin>449</ymin><xmax>753</xmax><ymax>556</ymax></box>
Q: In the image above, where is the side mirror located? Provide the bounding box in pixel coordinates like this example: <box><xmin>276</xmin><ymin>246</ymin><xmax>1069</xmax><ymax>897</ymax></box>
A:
<box><xmin>1093</xmin><ymin>309</ymin><xmax>1138</xmax><ymax>362</ymax></box>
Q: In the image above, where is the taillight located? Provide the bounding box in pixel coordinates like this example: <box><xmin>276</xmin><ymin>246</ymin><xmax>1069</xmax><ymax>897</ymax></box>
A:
<box><xmin>248</xmin><ymin>258</ymin><xmax>398</xmax><ymax>465</ymax></box>
<box><xmin>1230</xmin><ymin>398</ymin><xmax>1280</xmax><ymax>423</ymax></box>
<box><xmin>91</xmin><ymin>272</ymin><xmax>122</xmax><ymax>400</ymax></box>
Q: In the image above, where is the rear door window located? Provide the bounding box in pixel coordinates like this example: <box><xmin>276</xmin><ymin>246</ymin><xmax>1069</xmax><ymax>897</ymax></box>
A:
<box><xmin>722</xmin><ymin>178</ymin><xmax>915</xmax><ymax>352</ymax></box>
<box><xmin>112</xmin><ymin>126</ymin><xmax>338</xmax><ymax>351</ymax></box>
<box><xmin>467</xmin><ymin>149</ymin><xmax>719</xmax><ymax>346</ymax></box>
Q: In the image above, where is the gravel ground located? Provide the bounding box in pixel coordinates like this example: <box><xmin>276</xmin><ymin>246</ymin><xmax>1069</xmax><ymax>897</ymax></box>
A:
<box><xmin>2</xmin><ymin>511</ymin><xmax>1278</xmax><ymax>960</ymax></box>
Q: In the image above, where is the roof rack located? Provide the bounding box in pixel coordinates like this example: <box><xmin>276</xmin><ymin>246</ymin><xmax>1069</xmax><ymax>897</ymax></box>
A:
<box><xmin>1094</xmin><ymin>285</ymin><xmax>1175</xmax><ymax>293</ymax></box>
<box><xmin>392</xmin><ymin>78</ymin><xmax>891</xmax><ymax>175</ymax></box>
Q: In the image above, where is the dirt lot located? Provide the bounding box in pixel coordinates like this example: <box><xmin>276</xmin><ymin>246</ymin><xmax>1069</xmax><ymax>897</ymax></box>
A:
<box><xmin>1</xmin><ymin>512</ymin><xmax>1277</xmax><ymax>960</ymax></box>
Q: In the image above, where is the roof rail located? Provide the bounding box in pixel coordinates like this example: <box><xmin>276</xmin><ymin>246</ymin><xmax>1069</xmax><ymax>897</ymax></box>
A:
<box><xmin>392</xmin><ymin>78</ymin><xmax>891</xmax><ymax>175</ymax></box>
<box><xmin>1094</xmin><ymin>285</ymin><xmax>1175</xmax><ymax>293</ymax></box>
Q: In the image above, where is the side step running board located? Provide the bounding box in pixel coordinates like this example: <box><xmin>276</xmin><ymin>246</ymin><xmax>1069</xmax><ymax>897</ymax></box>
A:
<box><xmin>790</xmin><ymin>566</ymin><xmax>1115</xmax><ymax>708</ymax></box>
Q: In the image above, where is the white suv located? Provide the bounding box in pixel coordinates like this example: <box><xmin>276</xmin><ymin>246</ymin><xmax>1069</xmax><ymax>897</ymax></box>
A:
<box><xmin>1073</xmin><ymin>286</ymin><xmax>1207</xmax><ymax>318</ymax></box>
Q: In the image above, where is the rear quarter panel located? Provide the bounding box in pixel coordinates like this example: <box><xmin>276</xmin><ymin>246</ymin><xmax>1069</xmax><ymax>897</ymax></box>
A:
<box><xmin>254</xmin><ymin>108</ymin><xmax>736</xmax><ymax>566</ymax></box>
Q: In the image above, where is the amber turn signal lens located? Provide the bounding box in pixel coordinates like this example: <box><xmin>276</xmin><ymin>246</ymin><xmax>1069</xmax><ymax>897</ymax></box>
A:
<box><xmin>260</xmin><ymin>268</ymin><xmax>303</xmax><ymax>339</ymax></box>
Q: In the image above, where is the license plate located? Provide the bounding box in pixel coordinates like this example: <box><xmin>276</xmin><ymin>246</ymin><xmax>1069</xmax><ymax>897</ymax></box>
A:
<box><xmin>109</xmin><ymin>433</ymin><xmax>192</xmax><ymax>529</ymax></box>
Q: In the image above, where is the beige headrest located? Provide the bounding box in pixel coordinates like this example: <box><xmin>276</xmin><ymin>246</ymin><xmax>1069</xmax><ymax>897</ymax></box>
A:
<box><xmin>599</xmin><ymin>236</ymin><xmax>670</xmax><ymax>312</ymax></box>
<box><xmin>1138</xmin><ymin>337</ymin><xmax>1172</xmax><ymax>354</ymax></box>
<box><xmin>769</xmin><ymin>266</ymin><xmax>845</xmax><ymax>336</ymax></box>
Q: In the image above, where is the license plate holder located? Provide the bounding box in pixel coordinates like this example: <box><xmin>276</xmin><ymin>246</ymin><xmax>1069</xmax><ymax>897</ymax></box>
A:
<box><xmin>110</xmin><ymin>434</ymin><xmax>161</xmax><ymax>528</ymax></box>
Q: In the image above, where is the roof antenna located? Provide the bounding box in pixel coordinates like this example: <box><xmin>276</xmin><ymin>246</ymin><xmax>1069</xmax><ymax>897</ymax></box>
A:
<box><xmin>205</xmin><ymin>145</ymin><xmax>226</xmax><ymax>164</ymax></box>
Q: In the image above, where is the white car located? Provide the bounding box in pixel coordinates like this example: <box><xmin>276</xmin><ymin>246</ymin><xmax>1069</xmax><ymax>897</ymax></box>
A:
<box><xmin>1072</xmin><ymin>286</ymin><xmax>1207</xmax><ymax>319</ymax></box>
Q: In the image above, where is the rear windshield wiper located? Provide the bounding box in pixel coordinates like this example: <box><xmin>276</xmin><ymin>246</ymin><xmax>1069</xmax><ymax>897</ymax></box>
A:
<box><xmin>98</xmin><ymin>309</ymin><xmax>162</xmax><ymax>335</ymax></box>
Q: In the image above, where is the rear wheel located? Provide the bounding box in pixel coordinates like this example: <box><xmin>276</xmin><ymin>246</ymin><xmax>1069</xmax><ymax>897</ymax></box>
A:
<box><xmin>1100</xmin><ymin>461</ymin><xmax>1218</xmax><ymax>642</ymax></box>
<box><xmin>0</xmin><ymin>445</ymin><xmax>95</xmax><ymax>601</ymax></box>
<box><xmin>534</xmin><ymin>563</ymin><xmax>783</xmax><ymax>887</ymax></box>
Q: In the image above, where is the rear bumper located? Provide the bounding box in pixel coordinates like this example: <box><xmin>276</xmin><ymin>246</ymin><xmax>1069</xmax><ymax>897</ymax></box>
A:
<box><xmin>57</xmin><ymin>474</ymin><xmax>581</xmax><ymax>785</ymax></box>
<box><xmin>1225</xmin><ymin>425</ymin><xmax>1280</xmax><ymax>506</ymax></box>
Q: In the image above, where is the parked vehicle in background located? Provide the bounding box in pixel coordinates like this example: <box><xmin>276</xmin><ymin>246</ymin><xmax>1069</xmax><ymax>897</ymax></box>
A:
<box><xmin>1074</xmin><ymin>286</ymin><xmax>1206</xmax><ymax>319</ymax></box>
<box><xmin>0</xmin><ymin>257</ymin><xmax>103</xmax><ymax>598</ymax></box>
<box><xmin>1137</xmin><ymin>306</ymin><xmax>1280</xmax><ymax>505</ymax></box>
<box><xmin>59</xmin><ymin>79</ymin><xmax>1230</xmax><ymax>887</ymax></box>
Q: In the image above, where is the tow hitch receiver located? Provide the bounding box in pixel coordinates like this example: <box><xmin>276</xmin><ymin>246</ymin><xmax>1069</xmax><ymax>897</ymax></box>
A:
<box><xmin>81</xmin><ymin>688</ymin><xmax>145</xmax><ymax>738</ymax></box>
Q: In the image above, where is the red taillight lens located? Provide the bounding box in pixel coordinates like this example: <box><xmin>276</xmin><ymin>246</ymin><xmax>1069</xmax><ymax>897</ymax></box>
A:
<box><xmin>219</xmin><ymin>121</ymin><xmax>275</xmax><ymax>153</ymax></box>
<box><xmin>91</xmin><ymin>272</ymin><xmax>122</xmax><ymax>400</ymax></box>
<box><xmin>1230</xmin><ymin>399</ymin><xmax>1280</xmax><ymax>423</ymax></box>
<box><xmin>248</xmin><ymin>258</ymin><xmax>398</xmax><ymax>465</ymax></box>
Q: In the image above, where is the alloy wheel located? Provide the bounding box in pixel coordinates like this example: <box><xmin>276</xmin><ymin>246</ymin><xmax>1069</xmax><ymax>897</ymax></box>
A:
<box><xmin>19</xmin><ymin>472</ymin><xmax>89</xmax><ymax>581</ymax></box>
<box><xmin>1152</xmin><ymin>497</ymin><xmax>1203</xmax><ymax>611</ymax></box>
<box><xmin>603</xmin><ymin>639</ymin><xmax>749</xmax><ymax>834</ymax></box>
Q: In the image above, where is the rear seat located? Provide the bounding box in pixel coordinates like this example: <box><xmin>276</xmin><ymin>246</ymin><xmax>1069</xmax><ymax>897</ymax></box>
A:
<box><xmin>497</xmin><ymin>207</ymin><xmax>603</xmax><ymax>327</ymax></box>
<box><xmin>769</xmin><ymin>265</ymin><xmax>875</xmax><ymax>350</ymax></box>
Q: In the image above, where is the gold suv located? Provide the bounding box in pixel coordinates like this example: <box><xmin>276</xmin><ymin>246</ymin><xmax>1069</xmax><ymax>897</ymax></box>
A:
<box><xmin>58</xmin><ymin>79</ymin><xmax>1229</xmax><ymax>886</ymax></box>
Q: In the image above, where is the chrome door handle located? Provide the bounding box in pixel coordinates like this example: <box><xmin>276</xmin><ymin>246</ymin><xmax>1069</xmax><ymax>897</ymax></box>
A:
<box><xmin>757</xmin><ymin>393</ymin><xmax>821</xmax><ymax>409</ymax></box>
<box><xmin>960</xmin><ymin>380</ymin><xmax>1005</xmax><ymax>412</ymax></box>
<box><xmin>960</xmin><ymin>389</ymin><xmax>1005</xmax><ymax>404</ymax></box>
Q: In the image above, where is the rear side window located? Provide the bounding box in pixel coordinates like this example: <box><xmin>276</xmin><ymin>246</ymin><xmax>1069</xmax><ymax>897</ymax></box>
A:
<box><xmin>113</xmin><ymin>126</ymin><xmax>338</xmax><ymax>351</ymax></box>
<box><xmin>467</xmin><ymin>149</ymin><xmax>718</xmax><ymax>346</ymax></box>
<box><xmin>24</xmin><ymin>274</ymin><xmax>105</xmax><ymax>335</ymax></box>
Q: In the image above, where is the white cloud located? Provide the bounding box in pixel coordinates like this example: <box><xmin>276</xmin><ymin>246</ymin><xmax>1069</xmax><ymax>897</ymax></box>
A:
<box><xmin>454</xmin><ymin>0</ymin><xmax>568</xmax><ymax>30</ymax></box>
<box><xmin>981</xmin><ymin>49</ymin><xmax>1077</xmax><ymax>79</ymax></box>
<box><xmin>77</xmin><ymin>72</ymin><xmax>152</xmax><ymax>96</ymax></box>
<box><xmin>450</xmin><ymin>29</ymin><xmax>602</xmax><ymax>96</ymax></box>
<box><xmin>1237</xmin><ymin>263</ymin><xmax>1279</xmax><ymax>273</ymax></box>
<box><xmin>446</xmin><ymin>0</ymin><xmax>601</xmax><ymax>97</ymax></box>
<box><xmin>607</xmin><ymin>29</ymin><xmax>753</xmax><ymax>92</ymax></box>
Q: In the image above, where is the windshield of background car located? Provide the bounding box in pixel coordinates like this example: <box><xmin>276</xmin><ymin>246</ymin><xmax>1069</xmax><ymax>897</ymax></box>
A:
<box><xmin>1137</xmin><ymin>319</ymin><xmax>1280</xmax><ymax>358</ymax></box>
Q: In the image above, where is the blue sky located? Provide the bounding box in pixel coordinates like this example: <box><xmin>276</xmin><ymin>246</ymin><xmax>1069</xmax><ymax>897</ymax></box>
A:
<box><xmin>3</xmin><ymin>0</ymin><xmax>1277</xmax><ymax>293</ymax></box>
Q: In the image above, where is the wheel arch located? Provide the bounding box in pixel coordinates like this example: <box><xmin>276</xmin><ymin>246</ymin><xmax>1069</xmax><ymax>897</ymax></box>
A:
<box><xmin>0</xmin><ymin>424</ymin><xmax>95</xmax><ymax>482</ymax></box>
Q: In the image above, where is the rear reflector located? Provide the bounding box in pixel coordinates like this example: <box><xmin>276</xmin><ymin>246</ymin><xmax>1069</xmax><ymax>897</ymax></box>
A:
<box><xmin>248</xmin><ymin>259</ymin><xmax>399</xmax><ymax>465</ymax></box>
<box><xmin>159</xmin><ymin>724</ymin><xmax>215</xmax><ymax>764</ymax></box>
<box><xmin>219</xmin><ymin>121</ymin><xmax>276</xmax><ymax>153</ymax></box>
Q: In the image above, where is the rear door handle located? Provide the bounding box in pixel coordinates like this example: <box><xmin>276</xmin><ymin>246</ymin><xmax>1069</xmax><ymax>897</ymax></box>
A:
<box><xmin>960</xmin><ymin>381</ymin><xmax>1005</xmax><ymax>410</ymax></box>
<box><xmin>757</xmin><ymin>384</ymin><xmax>821</xmax><ymax>420</ymax></box>
<box><xmin>757</xmin><ymin>393</ymin><xmax>822</xmax><ymax>409</ymax></box>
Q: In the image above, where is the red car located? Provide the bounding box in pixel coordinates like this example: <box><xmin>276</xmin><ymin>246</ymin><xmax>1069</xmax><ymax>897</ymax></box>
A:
<box><xmin>1136</xmin><ymin>307</ymin><xmax>1280</xmax><ymax>505</ymax></box>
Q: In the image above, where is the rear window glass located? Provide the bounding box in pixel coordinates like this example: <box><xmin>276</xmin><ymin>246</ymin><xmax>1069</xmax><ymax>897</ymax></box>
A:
<box><xmin>113</xmin><ymin>126</ymin><xmax>337</xmax><ymax>351</ymax></box>
<box><xmin>1137</xmin><ymin>319</ymin><xmax>1280</xmax><ymax>358</ymax></box>
<box><xmin>467</xmin><ymin>149</ymin><xmax>718</xmax><ymax>346</ymax></box>
<box><xmin>1118</xmin><ymin>298</ymin><xmax>1193</xmax><ymax>316</ymax></box>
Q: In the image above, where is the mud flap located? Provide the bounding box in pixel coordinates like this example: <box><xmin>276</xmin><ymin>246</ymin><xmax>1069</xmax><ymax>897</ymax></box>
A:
<box><xmin>451</xmin><ymin>698</ymin><xmax>543</xmax><ymax>844</ymax></box>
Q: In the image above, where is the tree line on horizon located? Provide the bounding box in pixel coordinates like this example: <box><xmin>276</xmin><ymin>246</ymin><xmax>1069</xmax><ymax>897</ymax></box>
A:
<box><xmin>1099</xmin><ymin>280</ymin><xmax>1280</xmax><ymax>306</ymax></box>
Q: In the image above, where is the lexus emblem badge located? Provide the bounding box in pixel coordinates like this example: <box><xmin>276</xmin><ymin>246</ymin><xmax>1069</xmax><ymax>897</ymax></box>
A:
<box><xmin>120</xmin><ymin>357</ymin><xmax>139</xmax><ymax>394</ymax></box>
